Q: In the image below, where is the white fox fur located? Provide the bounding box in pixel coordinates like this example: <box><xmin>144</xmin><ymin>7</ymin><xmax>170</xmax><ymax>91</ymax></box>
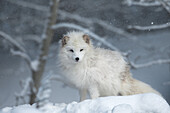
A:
<box><xmin>57</xmin><ymin>31</ymin><xmax>161</xmax><ymax>101</ymax></box>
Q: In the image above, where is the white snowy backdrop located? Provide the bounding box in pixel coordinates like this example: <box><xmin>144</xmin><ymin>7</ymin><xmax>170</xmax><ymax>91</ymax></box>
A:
<box><xmin>0</xmin><ymin>0</ymin><xmax>170</xmax><ymax>111</ymax></box>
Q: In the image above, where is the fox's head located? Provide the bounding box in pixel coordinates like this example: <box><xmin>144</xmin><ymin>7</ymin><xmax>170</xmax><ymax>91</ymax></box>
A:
<box><xmin>60</xmin><ymin>31</ymin><xmax>92</xmax><ymax>64</ymax></box>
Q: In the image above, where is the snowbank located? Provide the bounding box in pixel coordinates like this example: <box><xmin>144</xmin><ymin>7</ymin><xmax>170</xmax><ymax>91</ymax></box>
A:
<box><xmin>1</xmin><ymin>93</ymin><xmax>170</xmax><ymax>113</ymax></box>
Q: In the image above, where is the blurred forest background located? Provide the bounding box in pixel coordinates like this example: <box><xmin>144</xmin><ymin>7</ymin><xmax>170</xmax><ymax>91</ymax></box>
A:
<box><xmin>0</xmin><ymin>0</ymin><xmax>170</xmax><ymax>108</ymax></box>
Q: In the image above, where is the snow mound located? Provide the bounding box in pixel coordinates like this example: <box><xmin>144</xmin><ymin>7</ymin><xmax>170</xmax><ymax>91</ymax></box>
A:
<box><xmin>1</xmin><ymin>93</ymin><xmax>170</xmax><ymax>113</ymax></box>
<box><xmin>1</xmin><ymin>105</ymin><xmax>41</xmax><ymax>113</ymax></box>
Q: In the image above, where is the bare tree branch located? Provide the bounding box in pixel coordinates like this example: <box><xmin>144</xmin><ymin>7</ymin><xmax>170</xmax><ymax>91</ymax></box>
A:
<box><xmin>58</xmin><ymin>10</ymin><xmax>136</xmax><ymax>40</ymax></box>
<box><xmin>10</xmin><ymin>49</ymin><xmax>32</xmax><ymax>68</ymax></box>
<box><xmin>158</xmin><ymin>0</ymin><xmax>170</xmax><ymax>13</ymax></box>
<box><xmin>29</xmin><ymin>0</ymin><xmax>59</xmax><ymax>106</ymax></box>
<box><xmin>23</xmin><ymin>35</ymin><xmax>41</xmax><ymax>44</ymax></box>
<box><xmin>0</xmin><ymin>31</ymin><xmax>34</xmax><ymax>71</ymax></box>
<box><xmin>0</xmin><ymin>31</ymin><xmax>26</xmax><ymax>52</ymax></box>
<box><xmin>6</xmin><ymin>0</ymin><xmax>136</xmax><ymax>40</ymax></box>
<box><xmin>127</xmin><ymin>22</ymin><xmax>170</xmax><ymax>30</ymax></box>
<box><xmin>36</xmin><ymin>73</ymin><xmax>51</xmax><ymax>108</ymax></box>
<box><xmin>123</xmin><ymin>0</ymin><xmax>161</xmax><ymax>7</ymax></box>
<box><xmin>129</xmin><ymin>59</ymin><xmax>170</xmax><ymax>69</ymax></box>
<box><xmin>124</xmin><ymin>0</ymin><xmax>170</xmax><ymax>32</ymax></box>
<box><xmin>4</xmin><ymin>0</ymin><xmax>59</xmax><ymax>106</ymax></box>
<box><xmin>52</xmin><ymin>23</ymin><xmax>120</xmax><ymax>51</ymax></box>
<box><xmin>15</xmin><ymin>77</ymin><xmax>32</xmax><ymax>105</ymax></box>
<box><xmin>52</xmin><ymin>23</ymin><xmax>130</xmax><ymax>56</ymax></box>
<box><xmin>124</xmin><ymin>0</ymin><xmax>170</xmax><ymax>14</ymax></box>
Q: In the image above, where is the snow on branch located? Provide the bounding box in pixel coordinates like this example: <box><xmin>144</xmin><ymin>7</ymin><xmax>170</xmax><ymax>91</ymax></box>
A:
<box><xmin>6</xmin><ymin>0</ymin><xmax>136</xmax><ymax>40</ymax></box>
<box><xmin>123</xmin><ymin>0</ymin><xmax>161</xmax><ymax>7</ymax></box>
<box><xmin>36</xmin><ymin>74</ymin><xmax>51</xmax><ymax>108</ymax></box>
<box><xmin>52</xmin><ymin>23</ymin><xmax>120</xmax><ymax>51</ymax></box>
<box><xmin>23</xmin><ymin>35</ymin><xmax>42</xmax><ymax>44</ymax></box>
<box><xmin>159</xmin><ymin>0</ymin><xmax>170</xmax><ymax>13</ymax></box>
<box><xmin>31</xmin><ymin>60</ymin><xmax>40</xmax><ymax>71</ymax></box>
<box><xmin>52</xmin><ymin>23</ymin><xmax>130</xmax><ymax>56</ymax></box>
<box><xmin>15</xmin><ymin>77</ymin><xmax>32</xmax><ymax>105</ymax></box>
<box><xmin>29</xmin><ymin>0</ymin><xmax>59</xmax><ymax>106</ymax></box>
<box><xmin>129</xmin><ymin>59</ymin><xmax>170</xmax><ymax>69</ymax></box>
<box><xmin>127</xmin><ymin>22</ymin><xmax>170</xmax><ymax>30</ymax></box>
<box><xmin>10</xmin><ymin>49</ymin><xmax>32</xmax><ymax>68</ymax></box>
<box><xmin>58</xmin><ymin>10</ymin><xmax>136</xmax><ymax>40</ymax></box>
<box><xmin>52</xmin><ymin>23</ymin><xmax>119</xmax><ymax>51</ymax></box>
<box><xmin>58</xmin><ymin>10</ymin><xmax>93</xmax><ymax>26</ymax></box>
<box><xmin>0</xmin><ymin>31</ymin><xmax>26</xmax><ymax>52</ymax></box>
<box><xmin>124</xmin><ymin>0</ymin><xmax>170</xmax><ymax>14</ymax></box>
<box><xmin>1</xmin><ymin>33</ymin><xmax>39</xmax><ymax>71</ymax></box>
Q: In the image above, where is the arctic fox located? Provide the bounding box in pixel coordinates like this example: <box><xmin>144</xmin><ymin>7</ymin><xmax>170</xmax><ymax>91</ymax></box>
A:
<box><xmin>57</xmin><ymin>31</ymin><xmax>161</xmax><ymax>101</ymax></box>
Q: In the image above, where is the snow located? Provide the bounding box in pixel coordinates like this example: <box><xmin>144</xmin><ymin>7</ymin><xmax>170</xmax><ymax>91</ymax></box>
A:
<box><xmin>15</xmin><ymin>77</ymin><xmax>32</xmax><ymax>104</ymax></box>
<box><xmin>1</xmin><ymin>105</ymin><xmax>41</xmax><ymax>113</ymax></box>
<box><xmin>36</xmin><ymin>74</ymin><xmax>52</xmax><ymax>107</ymax></box>
<box><xmin>1</xmin><ymin>93</ymin><xmax>170</xmax><ymax>113</ymax></box>
<box><xmin>31</xmin><ymin>60</ymin><xmax>39</xmax><ymax>71</ymax></box>
<box><xmin>110</xmin><ymin>104</ymin><xmax>133</xmax><ymax>113</ymax></box>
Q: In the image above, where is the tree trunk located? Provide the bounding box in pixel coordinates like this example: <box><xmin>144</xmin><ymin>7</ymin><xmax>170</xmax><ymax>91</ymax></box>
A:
<box><xmin>29</xmin><ymin>0</ymin><xmax>59</xmax><ymax>105</ymax></box>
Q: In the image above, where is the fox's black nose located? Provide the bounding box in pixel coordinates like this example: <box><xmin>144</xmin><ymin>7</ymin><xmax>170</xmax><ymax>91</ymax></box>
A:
<box><xmin>75</xmin><ymin>57</ymin><xmax>79</xmax><ymax>62</ymax></box>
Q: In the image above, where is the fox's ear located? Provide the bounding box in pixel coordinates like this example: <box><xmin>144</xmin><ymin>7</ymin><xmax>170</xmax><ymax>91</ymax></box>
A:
<box><xmin>83</xmin><ymin>34</ymin><xmax>90</xmax><ymax>45</ymax></box>
<box><xmin>62</xmin><ymin>36</ymin><xmax>69</xmax><ymax>47</ymax></box>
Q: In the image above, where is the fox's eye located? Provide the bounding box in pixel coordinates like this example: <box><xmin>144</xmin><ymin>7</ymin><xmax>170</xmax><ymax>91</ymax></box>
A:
<box><xmin>69</xmin><ymin>49</ymin><xmax>74</xmax><ymax>52</ymax></box>
<box><xmin>80</xmin><ymin>49</ymin><xmax>84</xmax><ymax>52</ymax></box>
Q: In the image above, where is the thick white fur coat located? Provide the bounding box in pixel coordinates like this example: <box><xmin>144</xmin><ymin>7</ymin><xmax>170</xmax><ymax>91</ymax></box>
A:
<box><xmin>57</xmin><ymin>31</ymin><xmax>160</xmax><ymax>101</ymax></box>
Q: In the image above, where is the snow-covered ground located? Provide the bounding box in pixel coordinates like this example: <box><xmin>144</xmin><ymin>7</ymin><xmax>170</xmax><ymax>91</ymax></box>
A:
<box><xmin>1</xmin><ymin>93</ymin><xmax>170</xmax><ymax>113</ymax></box>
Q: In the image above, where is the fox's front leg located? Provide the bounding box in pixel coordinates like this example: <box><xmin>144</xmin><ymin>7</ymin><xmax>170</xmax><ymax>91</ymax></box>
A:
<box><xmin>79</xmin><ymin>89</ymin><xmax>87</xmax><ymax>101</ymax></box>
<box><xmin>88</xmin><ymin>86</ymin><xmax>100</xmax><ymax>99</ymax></box>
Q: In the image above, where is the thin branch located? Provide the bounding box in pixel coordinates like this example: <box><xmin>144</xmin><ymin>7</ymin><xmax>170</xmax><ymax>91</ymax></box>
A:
<box><xmin>123</xmin><ymin>0</ymin><xmax>161</xmax><ymax>7</ymax></box>
<box><xmin>0</xmin><ymin>31</ymin><xmax>37</xmax><ymax>72</ymax></box>
<box><xmin>7</xmin><ymin>0</ymin><xmax>136</xmax><ymax>40</ymax></box>
<box><xmin>52</xmin><ymin>23</ymin><xmax>120</xmax><ymax>51</ymax></box>
<box><xmin>10</xmin><ymin>49</ymin><xmax>32</xmax><ymax>68</ymax></box>
<box><xmin>127</xmin><ymin>22</ymin><xmax>170</xmax><ymax>30</ymax></box>
<box><xmin>163</xmin><ymin>81</ymin><xmax>170</xmax><ymax>85</ymax></box>
<box><xmin>23</xmin><ymin>35</ymin><xmax>41</xmax><ymax>44</ymax></box>
<box><xmin>29</xmin><ymin>0</ymin><xmax>59</xmax><ymax>106</ymax></box>
<box><xmin>93</xmin><ymin>19</ymin><xmax>137</xmax><ymax>40</ymax></box>
<box><xmin>58</xmin><ymin>10</ymin><xmax>136</xmax><ymax>40</ymax></box>
<box><xmin>36</xmin><ymin>73</ymin><xmax>51</xmax><ymax>108</ymax></box>
<box><xmin>159</xmin><ymin>0</ymin><xmax>170</xmax><ymax>13</ymax></box>
<box><xmin>52</xmin><ymin>23</ymin><xmax>130</xmax><ymax>56</ymax></box>
<box><xmin>129</xmin><ymin>59</ymin><xmax>170</xmax><ymax>69</ymax></box>
<box><xmin>0</xmin><ymin>31</ymin><xmax>26</xmax><ymax>52</ymax></box>
<box><xmin>58</xmin><ymin>10</ymin><xmax>93</xmax><ymax>26</ymax></box>
<box><xmin>124</xmin><ymin>0</ymin><xmax>170</xmax><ymax>14</ymax></box>
<box><xmin>15</xmin><ymin>77</ymin><xmax>32</xmax><ymax>105</ymax></box>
